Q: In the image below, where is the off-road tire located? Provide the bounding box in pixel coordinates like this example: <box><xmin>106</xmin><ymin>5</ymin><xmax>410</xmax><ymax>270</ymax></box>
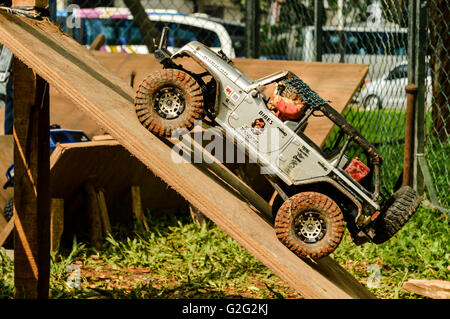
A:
<box><xmin>3</xmin><ymin>198</ymin><xmax>13</xmax><ymax>222</ymax></box>
<box><xmin>274</xmin><ymin>192</ymin><xmax>345</xmax><ymax>260</ymax></box>
<box><xmin>135</xmin><ymin>69</ymin><xmax>204</xmax><ymax>137</ymax></box>
<box><xmin>372</xmin><ymin>186</ymin><xmax>421</xmax><ymax>244</ymax></box>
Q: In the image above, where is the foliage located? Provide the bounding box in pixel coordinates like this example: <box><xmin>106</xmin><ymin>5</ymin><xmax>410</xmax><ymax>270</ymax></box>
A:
<box><xmin>0</xmin><ymin>204</ymin><xmax>447</xmax><ymax>299</ymax></box>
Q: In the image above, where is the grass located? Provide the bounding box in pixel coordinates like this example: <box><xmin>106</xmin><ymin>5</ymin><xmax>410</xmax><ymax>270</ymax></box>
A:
<box><xmin>0</xmin><ymin>204</ymin><xmax>448</xmax><ymax>299</ymax></box>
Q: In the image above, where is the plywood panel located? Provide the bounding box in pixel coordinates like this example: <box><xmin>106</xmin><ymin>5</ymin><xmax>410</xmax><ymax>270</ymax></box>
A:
<box><xmin>0</xmin><ymin>11</ymin><xmax>373</xmax><ymax>299</ymax></box>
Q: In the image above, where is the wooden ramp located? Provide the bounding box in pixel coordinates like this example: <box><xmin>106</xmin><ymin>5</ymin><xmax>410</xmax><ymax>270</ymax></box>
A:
<box><xmin>0</xmin><ymin>10</ymin><xmax>374</xmax><ymax>299</ymax></box>
<box><xmin>49</xmin><ymin>140</ymin><xmax>187</xmax><ymax>220</ymax></box>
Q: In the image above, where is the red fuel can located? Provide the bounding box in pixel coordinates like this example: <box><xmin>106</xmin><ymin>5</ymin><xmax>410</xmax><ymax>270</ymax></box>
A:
<box><xmin>345</xmin><ymin>157</ymin><xmax>370</xmax><ymax>183</ymax></box>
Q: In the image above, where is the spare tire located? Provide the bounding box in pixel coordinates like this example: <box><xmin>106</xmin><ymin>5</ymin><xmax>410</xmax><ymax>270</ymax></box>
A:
<box><xmin>3</xmin><ymin>198</ymin><xmax>13</xmax><ymax>222</ymax></box>
<box><xmin>372</xmin><ymin>186</ymin><xmax>421</xmax><ymax>244</ymax></box>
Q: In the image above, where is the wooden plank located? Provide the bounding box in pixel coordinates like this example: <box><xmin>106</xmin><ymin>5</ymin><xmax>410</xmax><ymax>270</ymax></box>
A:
<box><xmin>0</xmin><ymin>13</ymin><xmax>373</xmax><ymax>298</ymax></box>
<box><xmin>12</xmin><ymin>0</ymin><xmax>47</xmax><ymax>6</ymax></box>
<box><xmin>403</xmin><ymin>279</ymin><xmax>450</xmax><ymax>299</ymax></box>
<box><xmin>49</xmin><ymin>141</ymin><xmax>187</xmax><ymax>217</ymax></box>
<box><xmin>50</xmin><ymin>198</ymin><xmax>64</xmax><ymax>252</ymax></box>
<box><xmin>0</xmin><ymin>210</ymin><xmax>7</xmax><ymax>230</ymax></box>
<box><xmin>0</xmin><ymin>216</ymin><xmax>14</xmax><ymax>247</ymax></box>
<box><xmin>0</xmin><ymin>135</ymin><xmax>14</xmax><ymax>212</ymax></box>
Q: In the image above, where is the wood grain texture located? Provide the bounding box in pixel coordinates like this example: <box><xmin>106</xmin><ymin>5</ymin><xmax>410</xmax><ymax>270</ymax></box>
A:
<box><xmin>0</xmin><ymin>216</ymin><xmax>14</xmax><ymax>247</ymax></box>
<box><xmin>85</xmin><ymin>182</ymin><xmax>103</xmax><ymax>249</ymax></box>
<box><xmin>131</xmin><ymin>185</ymin><xmax>149</xmax><ymax>231</ymax></box>
<box><xmin>12</xmin><ymin>58</ymin><xmax>51</xmax><ymax>299</ymax></box>
<box><xmin>50</xmin><ymin>198</ymin><xmax>64</xmax><ymax>252</ymax></box>
<box><xmin>403</xmin><ymin>279</ymin><xmax>450</xmax><ymax>299</ymax></box>
<box><xmin>0</xmin><ymin>135</ymin><xmax>14</xmax><ymax>214</ymax></box>
<box><xmin>0</xmin><ymin>12</ymin><xmax>373</xmax><ymax>299</ymax></box>
<box><xmin>97</xmin><ymin>189</ymin><xmax>112</xmax><ymax>235</ymax></box>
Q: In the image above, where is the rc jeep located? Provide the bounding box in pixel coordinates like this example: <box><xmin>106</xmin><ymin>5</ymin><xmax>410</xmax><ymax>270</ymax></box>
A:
<box><xmin>134</xmin><ymin>28</ymin><xmax>421</xmax><ymax>260</ymax></box>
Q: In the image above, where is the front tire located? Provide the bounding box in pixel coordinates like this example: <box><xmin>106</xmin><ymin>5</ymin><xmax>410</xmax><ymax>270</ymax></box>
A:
<box><xmin>135</xmin><ymin>69</ymin><xmax>204</xmax><ymax>137</ymax></box>
<box><xmin>274</xmin><ymin>192</ymin><xmax>345</xmax><ymax>260</ymax></box>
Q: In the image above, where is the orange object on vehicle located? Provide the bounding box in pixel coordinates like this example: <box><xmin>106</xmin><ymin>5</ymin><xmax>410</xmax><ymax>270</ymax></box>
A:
<box><xmin>345</xmin><ymin>157</ymin><xmax>370</xmax><ymax>183</ymax></box>
<box><xmin>273</xmin><ymin>95</ymin><xmax>305</xmax><ymax>121</ymax></box>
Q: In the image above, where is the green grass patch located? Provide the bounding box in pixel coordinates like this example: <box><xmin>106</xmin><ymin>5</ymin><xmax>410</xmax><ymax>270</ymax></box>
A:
<box><xmin>1</xmin><ymin>205</ymin><xmax>447</xmax><ymax>299</ymax></box>
<box><xmin>332</xmin><ymin>206</ymin><xmax>449</xmax><ymax>299</ymax></box>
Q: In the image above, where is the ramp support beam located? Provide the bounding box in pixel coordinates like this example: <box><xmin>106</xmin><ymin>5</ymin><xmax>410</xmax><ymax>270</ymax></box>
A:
<box><xmin>12</xmin><ymin>0</ymin><xmax>51</xmax><ymax>299</ymax></box>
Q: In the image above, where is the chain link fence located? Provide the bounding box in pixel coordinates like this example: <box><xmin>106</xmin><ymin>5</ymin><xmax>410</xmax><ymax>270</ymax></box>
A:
<box><xmin>53</xmin><ymin>0</ymin><xmax>448</xmax><ymax>210</ymax></box>
<box><xmin>425</xmin><ymin>0</ymin><xmax>449</xmax><ymax>210</ymax></box>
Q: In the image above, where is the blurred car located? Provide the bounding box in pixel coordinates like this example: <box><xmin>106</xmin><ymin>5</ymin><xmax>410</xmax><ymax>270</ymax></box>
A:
<box><xmin>56</xmin><ymin>8</ymin><xmax>236</xmax><ymax>57</ymax></box>
<box><xmin>358</xmin><ymin>63</ymin><xmax>432</xmax><ymax>110</ymax></box>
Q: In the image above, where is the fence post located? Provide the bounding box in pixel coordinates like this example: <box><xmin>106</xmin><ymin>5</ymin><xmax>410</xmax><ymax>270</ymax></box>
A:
<box><xmin>314</xmin><ymin>0</ymin><xmax>324</xmax><ymax>62</ymax></box>
<box><xmin>123</xmin><ymin>0</ymin><xmax>159</xmax><ymax>53</ymax></box>
<box><xmin>245</xmin><ymin>0</ymin><xmax>260</xmax><ymax>58</ymax></box>
<box><xmin>413</xmin><ymin>0</ymin><xmax>428</xmax><ymax>195</ymax></box>
<box><xmin>407</xmin><ymin>0</ymin><xmax>416</xmax><ymax>84</ymax></box>
<box><xmin>403</xmin><ymin>84</ymin><xmax>417</xmax><ymax>186</ymax></box>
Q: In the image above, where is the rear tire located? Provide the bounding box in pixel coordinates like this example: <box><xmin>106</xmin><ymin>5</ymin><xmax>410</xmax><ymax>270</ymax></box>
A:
<box><xmin>372</xmin><ymin>186</ymin><xmax>421</xmax><ymax>244</ymax></box>
<box><xmin>135</xmin><ymin>69</ymin><xmax>204</xmax><ymax>137</ymax></box>
<box><xmin>274</xmin><ymin>192</ymin><xmax>345</xmax><ymax>260</ymax></box>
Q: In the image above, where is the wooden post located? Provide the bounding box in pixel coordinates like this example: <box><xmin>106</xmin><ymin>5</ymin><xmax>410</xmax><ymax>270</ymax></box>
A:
<box><xmin>189</xmin><ymin>205</ymin><xmax>207</xmax><ymax>227</ymax></box>
<box><xmin>123</xmin><ymin>0</ymin><xmax>159</xmax><ymax>53</ymax></box>
<box><xmin>96</xmin><ymin>189</ymin><xmax>111</xmax><ymax>236</ymax></box>
<box><xmin>13</xmin><ymin>59</ymin><xmax>50</xmax><ymax>299</ymax></box>
<box><xmin>88</xmin><ymin>34</ymin><xmax>105</xmax><ymax>51</ymax></box>
<box><xmin>85</xmin><ymin>182</ymin><xmax>103</xmax><ymax>249</ymax></box>
<box><xmin>403</xmin><ymin>84</ymin><xmax>417</xmax><ymax>186</ymax></box>
<box><xmin>130</xmin><ymin>185</ymin><xmax>149</xmax><ymax>231</ymax></box>
<box><xmin>50</xmin><ymin>198</ymin><xmax>64</xmax><ymax>252</ymax></box>
<box><xmin>0</xmin><ymin>216</ymin><xmax>14</xmax><ymax>247</ymax></box>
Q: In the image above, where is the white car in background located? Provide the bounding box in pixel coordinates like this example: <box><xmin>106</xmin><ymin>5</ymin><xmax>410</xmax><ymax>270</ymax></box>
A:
<box><xmin>358</xmin><ymin>62</ymin><xmax>432</xmax><ymax>110</ymax></box>
<box><xmin>56</xmin><ymin>8</ymin><xmax>236</xmax><ymax>58</ymax></box>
